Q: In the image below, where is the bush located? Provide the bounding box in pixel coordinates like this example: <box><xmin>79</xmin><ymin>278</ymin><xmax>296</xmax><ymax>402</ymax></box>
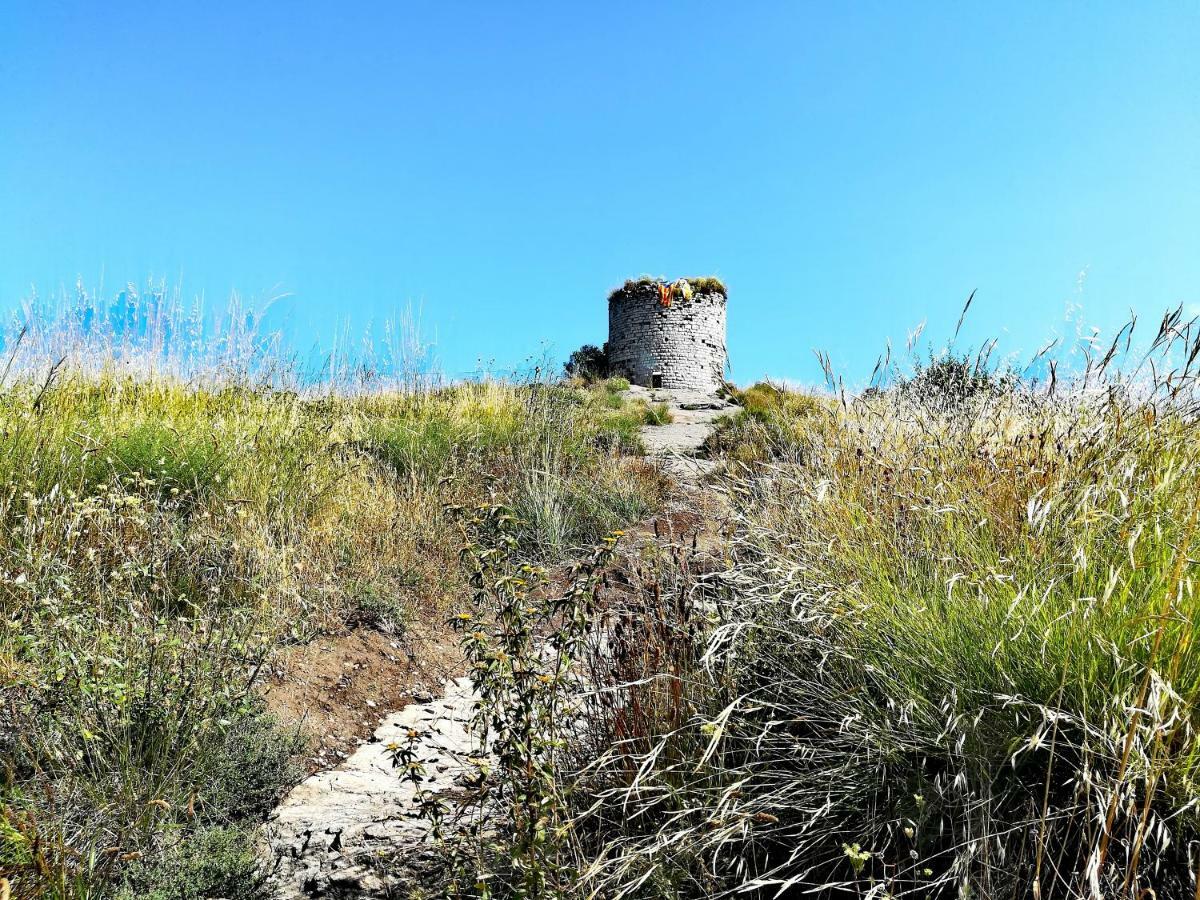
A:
<box><xmin>115</xmin><ymin>826</ymin><xmax>266</xmax><ymax>900</ymax></box>
<box><xmin>606</xmin><ymin>276</ymin><xmax>728</xmax><ymax>301</ymax></box>
<box><xmin>564</xmin><ymin>344</ymin><xmax>610</xmax><ymax>382</ymax></box>
<box><xmin>194</xmin><ymin>705</ymin><xmax>304</xmax><ymax>824</ymax></box>
<box><xmin>896</xmin><ymin>353</ymin><xmax>1017</xmax><ymax>408</ymax></box>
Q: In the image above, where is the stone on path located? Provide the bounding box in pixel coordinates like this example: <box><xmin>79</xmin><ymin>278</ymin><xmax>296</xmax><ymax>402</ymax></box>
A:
<box><xmin>264</xmin><ymin>677</ymin><xmax>477</xmax><ymax>898</ymax></box>
<box><xmin>632</xmin><ymin>387</ymin><xmax>736</xmax><ymax>482</ymax></box>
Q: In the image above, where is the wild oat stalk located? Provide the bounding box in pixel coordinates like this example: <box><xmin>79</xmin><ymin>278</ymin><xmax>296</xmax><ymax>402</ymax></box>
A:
<box><xmin>552</xmin><ymin>321</ymin><xmax>1200</xmax><ymax>899</ymax></box>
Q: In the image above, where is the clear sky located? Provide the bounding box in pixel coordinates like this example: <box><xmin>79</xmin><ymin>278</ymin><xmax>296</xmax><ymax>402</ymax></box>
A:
<box><xmin>2</xmin><ymin>2</ymin><xmax>1197</xmax><ymax>384</ymax></box>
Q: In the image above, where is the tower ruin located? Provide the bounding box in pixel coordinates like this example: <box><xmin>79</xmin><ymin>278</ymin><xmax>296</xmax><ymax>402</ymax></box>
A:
<box><xmin>605</xmin><ymin>277</ymin><xmax>728</xmax><ymax>393</ymax></box>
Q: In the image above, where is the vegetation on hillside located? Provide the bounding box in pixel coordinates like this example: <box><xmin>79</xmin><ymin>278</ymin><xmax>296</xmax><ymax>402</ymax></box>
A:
<box><xmin>428</xmin><ymin>328</ymin><xmax>1200</xmax><ymax>899</ymax></box>
<box><xmin>0</xmin><ymin>293</ymin><xmax>669</xmax><ymax>898</ymax></box>
<box><xmin>7</xmin><ymin>284</ymin><xmax>1200</xmax><ymax>899</ymax></box>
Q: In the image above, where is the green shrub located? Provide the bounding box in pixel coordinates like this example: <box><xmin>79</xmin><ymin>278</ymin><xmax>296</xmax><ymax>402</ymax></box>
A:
<box><xmin>591</xmin><ymin>418</ymin><xmax>644</xmax><ymax>454</ymax></box>
<box><xmin>732</xmin><ymin>381</ymin><xmax>820</xmax><ymax>419</ymax></box>
<box><xmin>564</xmin><ymin>344</ymin><xmax>610</xmax><ymax>382</ymax></box>
<box><xmin>116</xmin><ymin>826</ymin><xmax>266</xmax><ymax>900</ymax></box>
<box><xmin>510</xmin><ymin>461</ymin><xmax>661</xmax><ymax>556</ymax></box>
<box><xmin>601</xmin><ymin>389</ymin><xmax>625</xmax><ymax>410</ymax></box>
<box><xmin>896</xmin><ymin>352</ymin><xmax>1017</xmax><ymax>408</ymax></box>
<box><xmin>194</xmin><ymin>705</ymin><xmax>304</xmax><ymax>824</ymax></box>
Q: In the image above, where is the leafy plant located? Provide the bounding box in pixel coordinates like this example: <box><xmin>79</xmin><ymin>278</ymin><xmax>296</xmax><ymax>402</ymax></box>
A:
<box><xmin>397</xmin><ymin>503</ymin><xmax>619</xmax><ymax>899</ymax></box>
<box><xmin>563</xmin><ymin>344</ymin><xmax>610</xmax><ymax>382</ymax></box>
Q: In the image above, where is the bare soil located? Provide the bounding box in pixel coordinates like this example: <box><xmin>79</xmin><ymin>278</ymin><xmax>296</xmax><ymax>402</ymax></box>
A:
<box><xmin>263</xmin><ymin>625</ymin><xmax>462</xmax><ymax>774</ymax></box>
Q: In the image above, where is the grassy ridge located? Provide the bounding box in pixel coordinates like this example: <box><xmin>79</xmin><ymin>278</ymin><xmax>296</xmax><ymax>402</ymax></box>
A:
<box><xmin>0</xmin><ymin>371</ymin><xmax>666</xmax><ymax>898</ymax></box>
<box><xmin>541</xmin><ymin>363</ymin><xmax>1200</xmax><ymax>898</ymax></box>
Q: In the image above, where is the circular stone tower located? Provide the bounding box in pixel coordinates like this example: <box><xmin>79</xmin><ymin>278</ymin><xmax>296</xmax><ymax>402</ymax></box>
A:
<box><xmin>606</xmin><ymin>278</ymin><xmax>728</xmax><ymax>393</ymax></box>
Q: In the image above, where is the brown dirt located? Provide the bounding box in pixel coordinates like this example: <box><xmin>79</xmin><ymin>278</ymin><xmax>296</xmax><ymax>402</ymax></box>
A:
<box><xmin>262</xmin><ymin>624</ymin><xmax>462</xmax><ymax>775</ymax></box>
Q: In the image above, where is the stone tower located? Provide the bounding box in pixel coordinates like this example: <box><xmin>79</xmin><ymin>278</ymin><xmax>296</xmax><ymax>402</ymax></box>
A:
<box><xmin>606</xmin><ymin>278</ymin><xmax>728</xmax><ymax>393</ymax></box>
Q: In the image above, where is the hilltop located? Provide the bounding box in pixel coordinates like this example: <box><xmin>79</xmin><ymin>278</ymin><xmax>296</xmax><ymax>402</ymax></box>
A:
<box><xmin>2</xmin><ymin>331</ymin><xmax>1200</xmax><ymax>900</ymax></box>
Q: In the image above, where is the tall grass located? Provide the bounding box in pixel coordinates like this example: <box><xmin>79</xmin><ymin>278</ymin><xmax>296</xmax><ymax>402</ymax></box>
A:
<box><xmin>495</xmin><ymin>320</ymin><xmax>1200</xmax><ymax>899</ymax></box>
<box><xmin>0</xmin><ymin>285</ymin><xmax>668</xmax><ymax>898</ymax></box>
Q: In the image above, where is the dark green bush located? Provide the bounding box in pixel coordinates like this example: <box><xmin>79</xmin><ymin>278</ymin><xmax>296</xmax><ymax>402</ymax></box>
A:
<box><xmin>896</xmin><ymin>353</ymin><xmax>1017</xmax><ymax>408</ymax></box>
<box><xmin>116</xmin><ymin>825</ymin><xmax>266</xmax><ymax>900</ymax></box>
<box><xmin>564</xmin><ymin>344</ymin><xmax>611</xmax><ymax>382</ymax></box>
<box><xmin>194</xmin><ymin>704</ymin><xmax>304</xmax><ymax>824</ymax></box>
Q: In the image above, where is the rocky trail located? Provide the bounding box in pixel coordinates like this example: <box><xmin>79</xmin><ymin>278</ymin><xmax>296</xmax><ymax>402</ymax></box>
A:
<box><xmin>631</xmin><ymin>386</ymin><xmax>736</xmax><ymax>481</ymax></box>
<box><xmin>263</xmin><ymin>389</ymin><xmax>734</xmax><ymax>898</ymax></box>
<box><xmin>264</xmin><ymin>678</ymin><xmax>475</xmax><ymax>898</ymax></box>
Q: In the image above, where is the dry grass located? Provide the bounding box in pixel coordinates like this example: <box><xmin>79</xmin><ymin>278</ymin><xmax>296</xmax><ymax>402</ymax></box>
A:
<box><xmin>528</xmin><ymin>331</ymin><xmax>1200</xmax><ymax>899</ymax></box>
<box><xmin>0</xmin><ymin>287</ymin><xmax>669</xmax><ymax>898</ymax></box>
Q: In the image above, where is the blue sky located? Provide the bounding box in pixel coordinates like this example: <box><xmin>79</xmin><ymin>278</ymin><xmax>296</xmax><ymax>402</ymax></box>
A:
<box><xmin>1</xmin><ymin>2</ymin><xmax>1197</xmax><ymax>384</ymax></box>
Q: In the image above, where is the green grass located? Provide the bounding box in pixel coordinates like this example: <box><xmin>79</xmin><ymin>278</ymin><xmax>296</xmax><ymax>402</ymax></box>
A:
<box><xmin>702</xmin><ymin>380</ymin><xmax>821</xmax><ymax>462</ymax></box>
<box><xmin>604</xmin><ymin>376</ymin><xmax>631</xmax><ymax>393</ymax></box>
<box><xmin>523</xmin><ymin>360</ymin><xmax>1200</xmax><ymax>898</ymax></box>
<box><xmin>0</xmin><ymin>367</ymin><xmax>667</xmax><ymax>898</ymax></box>
<box><xmin>641</xmin><ymin>401</ymin><xmax>673</xmax><ymax>426</ymax></box>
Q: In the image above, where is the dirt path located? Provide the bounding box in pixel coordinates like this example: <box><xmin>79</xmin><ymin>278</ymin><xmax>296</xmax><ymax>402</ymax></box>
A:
<box><xmin>263</xmin><ymin>390</ymin><xmax>734</xmax><ymax>897</ymax></box>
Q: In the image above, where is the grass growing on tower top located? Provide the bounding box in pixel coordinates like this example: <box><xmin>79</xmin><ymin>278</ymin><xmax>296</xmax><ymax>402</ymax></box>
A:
<box><xmin>607</xmin><ymin>276</ymin><xmax>728</xmax><ymax>302</ymax></box>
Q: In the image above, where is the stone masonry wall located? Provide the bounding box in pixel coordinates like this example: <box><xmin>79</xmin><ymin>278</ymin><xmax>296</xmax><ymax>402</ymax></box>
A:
<box><xmin>606</xmin><ymin>282</ymin><xmax>727</xmax><ymax>393</ymax></box>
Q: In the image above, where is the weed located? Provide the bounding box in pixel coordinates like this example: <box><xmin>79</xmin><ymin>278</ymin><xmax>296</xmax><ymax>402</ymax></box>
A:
<box><xmin>397</xmin><ymin>503</ymin><xmax>619</xmax><ymax>899</ymax></box>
